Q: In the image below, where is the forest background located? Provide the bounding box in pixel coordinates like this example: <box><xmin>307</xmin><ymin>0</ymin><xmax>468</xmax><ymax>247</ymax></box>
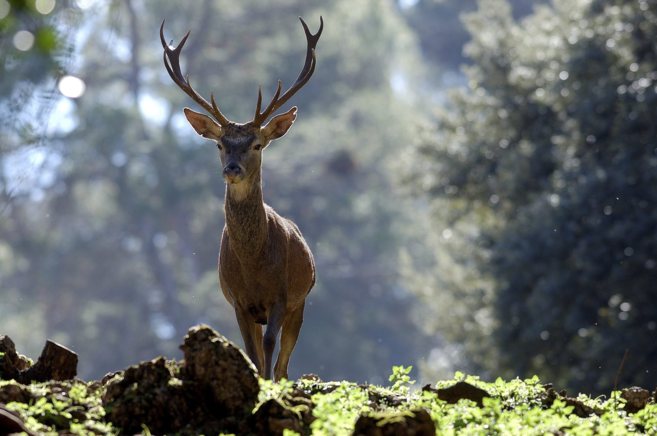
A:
<box><xmin>1</xmin><ymin>0</ymin><xmax>655</xmax><ymax>395</ymax></box>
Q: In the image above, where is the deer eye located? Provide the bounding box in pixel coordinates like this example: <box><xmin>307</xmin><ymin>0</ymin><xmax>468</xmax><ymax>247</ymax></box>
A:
<box><xmin>253</xmin><ymin>143</ymin><xmax>263</xmax><ymax>151</ymax></box>
<box><xmin>216</xmin><ymin>142</ymin><xmax>223</xmax><ymax>151</ymax></box>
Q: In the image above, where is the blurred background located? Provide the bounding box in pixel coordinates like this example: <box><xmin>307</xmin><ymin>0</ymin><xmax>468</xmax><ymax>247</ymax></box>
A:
<box><xmin>1</xmin><ymin>0</ymin><xmax>656</xmax><ymax>394</ymax></box>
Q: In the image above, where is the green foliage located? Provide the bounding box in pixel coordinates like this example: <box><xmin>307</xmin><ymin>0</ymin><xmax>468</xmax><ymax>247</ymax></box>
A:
<box><xmin>634</xmin><ymin>404</ymin><xmax>657</xmax><ymax>434</ymax></box>
<box><xmin>407</xmin><ymin>0</ymin><xmax>657</xmax><ymax>393</ymax></box>
<box><xmin>388</xmin><ymin>364</ymin><xmax>415</xmax><ymax>393</ymax></box>
<box><xmin>302</xmin><ymin>371</ymin><xmax>656</xmax><ymax>435</ymax></box>
<box><xmin>2</xmin><ymin>370</ymin><xmax>656</xmax><ymax>434</ymax></box>
<box><xmin>3</xmin><ymin>379</ymin><xmax>114</xmax><ymax>435</ymax></box>
<box><xmin>256</xmin><ymin>377</ymin><xmax>296</xmax><ymax>410</ymax></box>
<box><xmin>412</xmin><ymin>373</ymin><xmax>652</xmax><ymax>435</ymax></box>
<box><xmin>400</xmin><ymin>0</ymin><xmax>543</xmax><ymax>70</ymax></box>
<box><xmin>311</xmin><ymin>382</ymin><xmax>371</xmax><ymax>435</ymax></box>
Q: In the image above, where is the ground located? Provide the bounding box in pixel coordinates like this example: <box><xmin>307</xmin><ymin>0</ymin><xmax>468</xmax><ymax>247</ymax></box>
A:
<box><xmin>0</xmin><ymin>326</ymin><xmax>656</xmax><ymax>435</ymax></box>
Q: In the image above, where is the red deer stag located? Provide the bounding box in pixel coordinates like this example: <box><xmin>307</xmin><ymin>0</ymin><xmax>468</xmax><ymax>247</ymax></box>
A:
<box><xmin>160</xmin><ymin>17</ymin><xmax>321</xmax><ymax>381</ymax></box>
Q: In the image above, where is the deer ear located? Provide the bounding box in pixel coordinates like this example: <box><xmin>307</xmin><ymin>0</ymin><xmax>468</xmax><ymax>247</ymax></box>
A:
<box><xmin>183</xmin><ymin>108</ymin><xmax>223</xmax><ymax>141</ymax></box>
<box><xmin>262</xmin><ymin>107</ymin><xmax>297</xmax><ymax>143</ymax></box>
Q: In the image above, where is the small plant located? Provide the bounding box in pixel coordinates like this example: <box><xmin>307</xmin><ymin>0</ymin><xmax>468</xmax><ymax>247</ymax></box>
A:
<box><xmin>634</xmin><ymin>404</ymin><xmax>657</xmax><ymax>433</ymax></box>
<box><xmin>256</xmin><ymin>377</ymin><xmax>296</xmax><ymax>410</ymax></box>
<box><xmin>311</xmin><ymin>382</ymin><xmax>370</xmax><ymax>435</ymax></box>
<box><xmin>388</xmin><ymin>365</ymin><xmax>415</xmax><ymax>393</ymax></box>
<box><xmin>3</xmin><ymin>380</ymin><xmax>114</xmax><ymax>435</ymax></box>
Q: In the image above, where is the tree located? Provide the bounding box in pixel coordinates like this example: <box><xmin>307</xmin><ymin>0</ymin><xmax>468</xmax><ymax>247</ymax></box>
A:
<box><xmin>1</xmin><ymin>0</ymin><xmax>434</xmax><ymax>383</ymax></box>
<box><xmin>408</xmin><ymin>0</ymin><xmax>657</xmax><ymax>393</ymax></box>
<box><xmin>1</xmin><ymin>0</ymin><xmax>80</xmax><ymax>357</ymax></box>
<box><xmin>398</xmin><ymin>0</ymin><xmax>544</xmax><ymax>71</ymax></box>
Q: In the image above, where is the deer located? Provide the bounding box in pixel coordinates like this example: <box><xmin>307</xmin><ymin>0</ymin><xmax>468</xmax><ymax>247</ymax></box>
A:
<box><xmin>160</xmin><ymin>17</ymin><xmax>322</xmax><ymax>381</ymax></box>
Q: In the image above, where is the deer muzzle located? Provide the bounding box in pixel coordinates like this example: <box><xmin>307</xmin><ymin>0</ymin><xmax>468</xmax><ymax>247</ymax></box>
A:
<box><xmin>223</xmin><ymin>162</ymin><xmax>244</xmax><ymax>183</ymax></box>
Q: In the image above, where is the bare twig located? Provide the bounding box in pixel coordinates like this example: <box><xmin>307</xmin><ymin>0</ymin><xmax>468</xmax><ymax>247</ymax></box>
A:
<box><xmin>613</xmin><ymin>348</ymin><xmax>629</xmax><ymax>392</ymax></box>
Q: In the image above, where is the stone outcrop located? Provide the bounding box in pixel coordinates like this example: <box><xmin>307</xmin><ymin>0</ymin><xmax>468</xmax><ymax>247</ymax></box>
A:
<box><xmin>0</xmin><ymin>335</ymin><xmax>77</xmax><ymax>383</ymax></box>
<box><xmin>0</xmin><ymin>335</ymin><xmax>32</xmax><ymax>380</ymax></box>
<box><xmin>180</xmin><ymin>324</ymin><xmax>260</xmax><ymax>416</ymax></box>
<box><xmin>102</xmin><ymin>324</ymin><xmax>260</xmax><ymax>435</ymax></box>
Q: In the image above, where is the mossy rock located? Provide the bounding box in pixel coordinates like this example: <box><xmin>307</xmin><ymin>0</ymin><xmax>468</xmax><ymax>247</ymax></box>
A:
<box><xmin>180</xmin><ymin>324</ymin><xmax>260</xmax><ymax>416</ymax></box>
<box><xmin>353</xmin><ymin>408</ymin><xmax>435</xmax><ymax>436</ymax></box>
<box><xmin>102</xmin><ymin>357</ymin><xmax>191</xmax><ymax>434</ymax></box>
<box><xmin>102</xmin><ymin>325</ymin><xmax>260</xmax><ymax>434</ymax></box>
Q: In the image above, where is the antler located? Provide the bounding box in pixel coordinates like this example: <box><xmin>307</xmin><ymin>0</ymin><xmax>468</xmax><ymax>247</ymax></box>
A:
<box><xmin>252</xmin><ymin>16</ymin><xmax>323</xmax><ymax>126</ymax></box>
<box><xmin>160</xmin><ymin>20</ymin><xmax>232</xmax><ymax>126</ymax></box>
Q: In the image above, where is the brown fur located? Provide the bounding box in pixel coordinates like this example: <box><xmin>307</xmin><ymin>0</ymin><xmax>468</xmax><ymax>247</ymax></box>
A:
<box><xmin>220</xmin><ymin>178</ymin><xmax>315</xmax><ymax>379</ymax></box>
<box><xmin>161</xmin><ymin>17</ymin><xmax>322</xmax><ymax>381</ymax></box>
<box><xmin>185</xmin><ymin>108</ymin><xmax>315</xmax><ymax>380</ymax></box>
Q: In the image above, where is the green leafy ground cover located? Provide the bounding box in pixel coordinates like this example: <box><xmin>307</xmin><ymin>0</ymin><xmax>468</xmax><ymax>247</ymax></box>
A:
<box><xmin>1</xmin><ymin>367</ymin><xmax>656</xmax><ymax>435</ymax></box>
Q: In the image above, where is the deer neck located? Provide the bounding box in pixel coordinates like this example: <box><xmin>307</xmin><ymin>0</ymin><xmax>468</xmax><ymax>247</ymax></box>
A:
<box><xmin>224</xmin><ymin>173</ymin><xmax>267</xmax><ymax>259</ymax></box>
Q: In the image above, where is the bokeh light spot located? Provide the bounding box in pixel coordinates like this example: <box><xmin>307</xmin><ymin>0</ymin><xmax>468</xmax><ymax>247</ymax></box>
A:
<box><xmin>75</xmin><ymin>0</ymin><xmax>99</xmax><ymax>9</ymax></box>
<box><xmin>58</xmin><ymin>75</ymin><xmax>86</xmax><ymax>98</ymax></box>
<box><xmin>35</xmin><ymin>0</ymin><xmax>56</xmax><ymax>14</ymax></box>
<box><xmin>0</xmin><ymin>0</ymin><xmax>10</xmax><ymax>20</ymax></box>
<box><xmin>13</xmin><ymin>30</ymin><xmax>35</xmax><ymax>51</ymax></box>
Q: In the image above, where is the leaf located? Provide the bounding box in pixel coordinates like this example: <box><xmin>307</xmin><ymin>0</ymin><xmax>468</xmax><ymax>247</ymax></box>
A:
<box><xmin>35</xmin><ymin>26</ymin><xmax>58</xmax><ymax>53</ymax></box>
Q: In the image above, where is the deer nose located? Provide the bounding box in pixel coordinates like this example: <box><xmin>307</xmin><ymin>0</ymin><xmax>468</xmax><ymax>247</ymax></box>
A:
<box><xmin>223</xmin><ymin>163</ymin><xmax>242</xmax><ymax>178</ymax></box>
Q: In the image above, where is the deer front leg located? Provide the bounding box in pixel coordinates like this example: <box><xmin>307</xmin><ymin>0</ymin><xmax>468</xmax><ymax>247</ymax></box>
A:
<box><xmin>235</xmin><ymin>307</ymin><xmax>263</xmax><ymax>375</ymax></box>
<box><xmin>274</xmin><ymin>302</ymin><xmax>304</xmax><ymax>381</ymax></box>
<box><xmin>252</xmin><ymin>323</ymin><xmax>265</xmax><ymax>374</ymax></box>
<box><xmin>263</xmin><ymin>303</ymin><xmax>286</xmax><ymax>380</ymax></box>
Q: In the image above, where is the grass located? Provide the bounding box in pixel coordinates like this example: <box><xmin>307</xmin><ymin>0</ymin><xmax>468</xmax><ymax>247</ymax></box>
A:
<box><xmin>1</xmin><ymin>366</ymin><xmax>655</xmax><ymax>435</ymax></box>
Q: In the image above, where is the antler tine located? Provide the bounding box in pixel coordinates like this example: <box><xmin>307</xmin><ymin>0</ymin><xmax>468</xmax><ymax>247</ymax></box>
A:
<box><xmin>254</xmin><ymin>86</ymin><xmax>263</xmax><ymax>122</ymax></box>
<box><xmin>252</xmin><ymin>16</ymin><xmax>323</xmax><ymax>126</ymax></box>
<box><xmin>160</xmin><ymin>20</ymin><xmax>231</xmax><ymax>126</ymax></box>
<box><xmin>210</xmin><ymin>94</ymin><xmax>223</xmax><ymax>120</ymax></box>
<box><xmin>297</xmin><ymin>16</ymin><xmax>323</xmax><ymax>82</ymax></box>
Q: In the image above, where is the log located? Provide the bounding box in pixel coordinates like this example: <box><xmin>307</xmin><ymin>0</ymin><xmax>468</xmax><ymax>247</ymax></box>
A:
<box><xmin>0</xmin><ymin>404</ymin><xmax>35</xmax><ymax>435</ymax></box>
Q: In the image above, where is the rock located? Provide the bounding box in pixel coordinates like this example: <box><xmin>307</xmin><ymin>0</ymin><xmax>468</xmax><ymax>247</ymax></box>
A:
<box><xmin>353</xmin><ymin>409</ymin><xmax>436</xmax><ymax>436</ymax></box>
<box><xmin>1</xmin><ymin>336</ymin><xmax>78</xmax><ymax>384</ymax></box>
<box><xmin>102</xmin><ymin>325</ymin><xmax>260</xmax><ymax>435</ymax></box>
<box><xmin>562</xmin><ymin>396</ymin><xmax>603</xmax><ymax>418</ymax></box>
<box><xmin>100</xmin><ymin>370</ymin><xmax>122</xmax><ymax>386</ymax></box>
<box><xmin>0</xmin><ymin>336</ymin><xmax>31</xmax><ymax>380</ymax></box>
<box><xmin>540</xmin><ymin>386</ymin><xmax>603</xmax><ymax>417</ymax></box>
<box><xmin>0</xmin><ymin>381</ymin><xmax>32</xmax><ymax>404</ymax></box>
<box><xmin>621</xmin><ymin>386</ymin><xmax>652</xmax><ymax>413</ymax></box>
<box><xmin>180</xmin><ymin>324</ymin><xmax>259</xmax><ymax>416</ymax></box>
<box><xmin>300</xmin><ymin>373</ymin><xmax>322</xmax><ymax>382</ymax></box>
<box><xmin>103</xmin><ymin>357</ymin><xmax>192</xmax><ymax>434</ymax></box>
<box><xmin>423</xmin><ymin>381</ymin><xmax>491</xmax><ymax>406</ymax></box>
<box><xmin>20</xmin><ymin>340</ymin><xmax>78</xmax><ymax>382</ymax></box>
<box><xmin>252</xmin><ymin>399</ymin><xmax>305</xmax><ymax>435</ymax></box>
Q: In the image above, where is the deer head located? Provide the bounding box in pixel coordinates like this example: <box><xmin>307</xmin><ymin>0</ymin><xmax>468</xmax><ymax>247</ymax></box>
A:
<box><xmin>160</xmin><ymin>17</ymin><xmax>323</xmax><ymax>186</ymax></box>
